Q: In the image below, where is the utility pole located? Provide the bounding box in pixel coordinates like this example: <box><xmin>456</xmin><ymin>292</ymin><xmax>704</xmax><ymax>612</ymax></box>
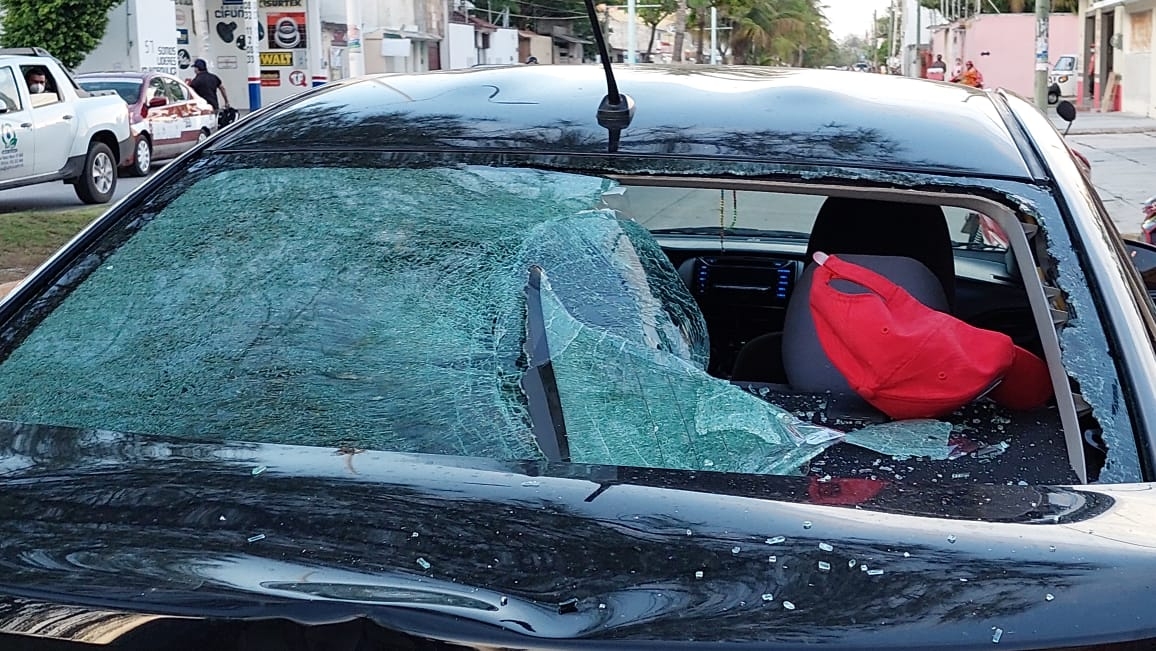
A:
<box><xmin>710</xmin><ymin>6</ymin><xmax>718</xmax><ymax>64</ymax></box>
<box><xmin>346</xmin><ymin>0</ymin><xmax>365</xmax><ymax>77</ymax></box>
<box><xmin>1034</xmin><ymin>0</ymin><xmax>1050</xmax><ymax>108</ymax></box>
<box><xmin>627</xmin><ymin>0</ymin><xmax>637</xmax><ymax>63</ymax></box>
<box><xmin>915</xmin><ymin>0</ymin><xmax>922</xmax><ymax>75</ymax></box>
<box><xmin>245</xmin><ymin>0</ymin><xmax>260</xmax><ymax>110</ymax></box>
<box><xmin>873</xmin><ymin>10</ymin><xmax>878</xmax><ymax>69</ymax></box>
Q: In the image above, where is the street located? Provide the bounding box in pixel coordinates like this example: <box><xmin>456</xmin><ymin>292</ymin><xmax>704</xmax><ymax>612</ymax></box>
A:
<box><xmin>1068</xmin><ymin>132</ymin><xmax>1156</xmax><ymax>236</ymax></box>
<box><xmin>0</xmin><ymin>174</ymin><xmax>150</xmax><ymax>212</ymax></box>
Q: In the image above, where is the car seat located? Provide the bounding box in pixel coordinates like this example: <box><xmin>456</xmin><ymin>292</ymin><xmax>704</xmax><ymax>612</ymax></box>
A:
<box><xmin>731</xmin><ymin>198</ymin><xmax>955</xmax><ymax>389</ymax></box>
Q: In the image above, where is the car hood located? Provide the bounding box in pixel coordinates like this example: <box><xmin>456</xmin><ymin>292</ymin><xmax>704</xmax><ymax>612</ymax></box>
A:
<box><xmin>1</xmin><ymin>419</ymin><xmax>1155</xmax><ymax>649</ymax></box>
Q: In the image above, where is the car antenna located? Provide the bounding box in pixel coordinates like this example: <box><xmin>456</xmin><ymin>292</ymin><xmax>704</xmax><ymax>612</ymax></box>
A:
<box><xmin>581</xmin><ymin>0</ymin><xmax>634</xmax><ymax>153</ymax></box>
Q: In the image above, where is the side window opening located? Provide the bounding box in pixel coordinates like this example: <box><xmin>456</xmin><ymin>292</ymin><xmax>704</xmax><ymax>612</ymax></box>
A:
<box><xmin>0</xmin><ymin>67</ymin><xmax>23</xmax><ymax>113</ymax></box>
<box><xmin>165</xmin><ymin>79</ymin><xmax>186</xmax><ymax>102</ymax></box>
<box><xmin>20</xmin><ymin>65</ymin><xmax>62</xmax><ymax>108</ymax></box>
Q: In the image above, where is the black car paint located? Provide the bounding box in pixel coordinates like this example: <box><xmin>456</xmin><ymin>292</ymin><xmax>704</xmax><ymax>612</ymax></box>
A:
<box><xmin>1</xmin><ymin>66</ymin><xmax>1155</xmax><ymax>649</ymax></box>
<box><xmin>1</xmin><ymin>421</ymin><xmax>1155</xmax><ymax>651</ymax></box>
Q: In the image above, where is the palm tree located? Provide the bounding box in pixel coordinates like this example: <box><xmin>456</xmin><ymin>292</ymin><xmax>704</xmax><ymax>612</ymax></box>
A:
<box><xmin>728</xmin><ymin>0</ymin><xmax>823</xmax><ymax>66</ymax></box>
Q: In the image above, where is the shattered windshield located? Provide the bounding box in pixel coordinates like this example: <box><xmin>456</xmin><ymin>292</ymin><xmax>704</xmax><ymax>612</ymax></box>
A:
<box><xmin>0</xmin><ymin>165</ymin><xmax>985</xmax><ymax>476</ymax></box>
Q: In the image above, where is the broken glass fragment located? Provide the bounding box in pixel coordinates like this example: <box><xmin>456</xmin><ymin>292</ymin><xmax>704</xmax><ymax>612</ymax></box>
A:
<box><xmin>251</xmin><ymin>465</ymin><xmax>267</xmax><ymax>476</ymax></box>
<box><xmin>1045</xmin><ymin>593</ymin><xmax>1054</xmax><ymax>601</ymax></box>
<box><xmin>818</xmin><ymin>542</ymin><xmax>833</xmax><ymax>552</ymax></box>
<box><xmin>695</xmin><ymin>570</ymin><xmax>704</xmax><ymax>579</ymax></box>
<box><xmin>247</xmin><ymin>534</ymin><xmax>265</xmax><ymax>543</ymax></box>
<box><xmin>768</xmin><ymin>555</ymin><xmax>777</xmax><ymax>563</ymax></box>
<box><xmin>535</xmin><ymin>256</ymin><xmax>849</xmax><ymax>474</ymax></box>
<box><xmin>520</xmin><ymin>480</ymin><xmax>541</xmax><ymax>487</ymax></box>
<box><xmin>761</xmin><ymin>593</ymin><xmax>774</xmax><ymax>602</ymax></box>
<box><xmin>844</xmin><ymin>420</ymin><xmax>955</xmax><ymax>460</ymax></box>
<box><xmin>818</xmin><ymin>561</ymin><xmax>831</xmax><ymax>572</ymax></box>
<box><xmin>992</xmin><ymin>627</ymin><xmax>1003</xmax><ymax>643</ymax></box>
<box><xmin>782</xmin><ymin>601</ymin><xmax>796</xmax><ymax>610</ymax></box>
<box><xmin>848</xmin><ymin>559</ymin><xmax>857</xmax><ymax>568</ymax></box>
<box><xmin>902</xmin><ymin>552</ymin><xmax>910</xmax><ymax>558</ymax></box>
<box><xmin>1049</xmin><ymin>545</ymin><xmax>1056</xmax><ymax>552</ymax></box>
<box><xmin>416</xmin><ymin>557</ymin><xmax>431</xmax><ymax>570</ymax></box>
<box><xmin>500</xmin><ymin>596</ymin><xmax>509</xmax><ymax>606</ymax></box>
<box><xmin>732</xmin><ymin>546</ymin><xmax>742</xmax><ymax>554</ymax></box>
<box><xmin>766</xmin><ymin>536</ymin><xmax>786</xmax><ymax>545</ymax></box>
<box><xmin>867</xmin><ymin>569</ymin><xmax>884</xmax><ymax>576</ymax></box>
<box><xmin>557</xmin><ymin>598</ymin><xmax>579</xmax><ymax>614</ymax></box>
<box><xmin>947</xmin><ymin>535</ymin><xmax>957</xmax><ymax>544</ymax></box>
<box><xmin>802</xmin><ymin>521</ymin><xmax>813</xmax><ymax>529</ymax></box>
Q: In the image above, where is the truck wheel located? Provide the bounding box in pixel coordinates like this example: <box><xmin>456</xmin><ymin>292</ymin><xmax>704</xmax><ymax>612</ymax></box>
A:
<box><xmin>1047</xmin><ymin>90</ymin><xmax>1059</xmax><ymax>105</ymax></box>
<box><xmin>127</xmin><ymin>136</ymin><xmax>151</xmax><ymax>177</ymax></box>
<box><xmin>74</xmin><ymin>141</ymin><xmax>117</xmax><ymax>204</ymax></box>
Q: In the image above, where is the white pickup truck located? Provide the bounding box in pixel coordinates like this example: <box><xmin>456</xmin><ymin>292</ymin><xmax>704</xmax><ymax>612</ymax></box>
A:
<box><xmin>0</xmin><ymin>48</ymin><xmax>132</xmax><ymax>204</ymax></box>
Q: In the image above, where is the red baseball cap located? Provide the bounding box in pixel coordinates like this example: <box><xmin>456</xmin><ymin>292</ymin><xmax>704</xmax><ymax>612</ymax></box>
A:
<box><xmin>808</xmin><ymin>253</ymin><xmax>1053</xmax><ymax>420</ymax></box>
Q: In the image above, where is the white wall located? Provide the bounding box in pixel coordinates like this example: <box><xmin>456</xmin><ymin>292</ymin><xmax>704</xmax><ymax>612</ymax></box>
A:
<box><xmin>443</xmin><ymin>22</ymin><xmax>475</xmax><ymax>69</ymax></box>
<box><xmin>489</xmin><ymin>28</ymin><xmax>519</xmax><ymax>65</ymax></box>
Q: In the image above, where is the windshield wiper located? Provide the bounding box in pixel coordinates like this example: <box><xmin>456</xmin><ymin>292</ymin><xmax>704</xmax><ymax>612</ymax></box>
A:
<box><xmin>521</xmin><ymin>266</ymin><xmax>570</xmax><ymax>463</ymax></box>
<box><xmin>649</xmin><ymin>227</ymin><xmax>807</xmax><ymax>239</ymax></box>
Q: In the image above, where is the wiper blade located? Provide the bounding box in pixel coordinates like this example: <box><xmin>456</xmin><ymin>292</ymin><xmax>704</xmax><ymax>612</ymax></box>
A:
<box><xmin>520</xmin><ymin>265</ymin><xmax>570</xmax><ymax>463</ymax></box>
<box><xmin>649</xmin><ymin>227</ymin><xmax>807</xmax><ymax>238</ymax></box>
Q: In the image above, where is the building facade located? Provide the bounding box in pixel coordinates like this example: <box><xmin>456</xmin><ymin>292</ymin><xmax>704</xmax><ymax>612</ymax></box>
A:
<box><xmin>928</xmin><ymin>13</ymin><xmax>1078</xmax><ymax>100</ymax></box>
<box><xmin>1081</xmin><ymin>0</ymin><xmax>1155</xmax><ymax>116</ymax></box>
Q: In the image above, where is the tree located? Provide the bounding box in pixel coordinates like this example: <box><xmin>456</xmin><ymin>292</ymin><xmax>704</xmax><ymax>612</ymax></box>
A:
<box><xmin>0</xmin><ymin>0</ymin><xmax>125</xmax><ymax>69</ymax></box>
<box><xmin>639</xmin><ymin>0</ymin><xmax>679</xmax><ymax>61</ymax></box>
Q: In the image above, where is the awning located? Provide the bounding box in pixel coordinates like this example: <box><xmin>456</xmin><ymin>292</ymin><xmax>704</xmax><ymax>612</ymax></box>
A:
<box><xmin>469</xmin><ymin>16</ymin><xmax>499</xmax><ymax>33</ymax></box>
<box><xmin>1088</xmin><ymin>0</ymin><xmax>1136</xmax><ymax>10</ymax></box>
<box><xmin>382</xmin><ymin>28</ymin><xmax>441</xmax><ymax>42</ymax></box>
<box><xmin>551</xmin><ymin>33</ymin><xmax>591</xmax><ymax>45</ymax></box>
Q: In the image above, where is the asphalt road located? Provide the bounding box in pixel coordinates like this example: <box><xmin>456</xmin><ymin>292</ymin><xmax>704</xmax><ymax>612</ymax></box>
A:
<box><xmin>0</xmin><ymin>172</ymin><xmax>151</xmax><ymax>212</ymax></box>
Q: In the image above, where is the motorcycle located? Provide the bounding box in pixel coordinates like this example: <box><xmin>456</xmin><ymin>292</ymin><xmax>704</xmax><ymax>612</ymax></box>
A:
<box><xmin>1142</xmin><ymin>196</ymin><xmax>1156</xmax><ymax>245</ymax></box>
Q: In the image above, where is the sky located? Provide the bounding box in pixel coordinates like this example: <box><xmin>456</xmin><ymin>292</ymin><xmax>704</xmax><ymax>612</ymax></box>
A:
<box><xmin>821</xmin><ymin>0</ymin><xmax>893</xmax><ymax>41</ymax></box>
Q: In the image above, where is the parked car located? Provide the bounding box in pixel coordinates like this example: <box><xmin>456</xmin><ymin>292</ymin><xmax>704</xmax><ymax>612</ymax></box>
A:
<box><xmin>1</xmin><ymin>62</ymin><xmax>1156</xmax><ymax>650</ymax></box>
<box><xmin>0</xmin><ymin>48</ymin><xmax>131</xmax><ymax>203</ymax></box>
<box><xmin>1048</xmin><ymin>54</ymin><xmax>1078</xmax><ymax>104</ymax></box>
<box><xmin>75</xmin><ymin>71</ymin><xmax>216</xmax><ymax>177</ymax></box>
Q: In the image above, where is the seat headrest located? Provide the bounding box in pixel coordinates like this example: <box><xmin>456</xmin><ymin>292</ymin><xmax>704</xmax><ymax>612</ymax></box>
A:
<box><xmin>807</xmin><ymin>197</ymin><xmax>955</xmax><ymax>308</ymax></box>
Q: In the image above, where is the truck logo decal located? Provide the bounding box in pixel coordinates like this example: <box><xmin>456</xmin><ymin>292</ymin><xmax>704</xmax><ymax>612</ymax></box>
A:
<box><xmin>0</xmin><ymin>124</ymin><xmax>16</xmax><ymax>150</ymax></box>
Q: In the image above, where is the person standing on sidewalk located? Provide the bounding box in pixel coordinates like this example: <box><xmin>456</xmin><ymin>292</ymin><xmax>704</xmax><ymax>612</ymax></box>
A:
<box><xmin>927</xmin><ymin>55</ymin><xmax>947</xmax><ymax>81</ymax></box>
<box><xmin>189</xmin><ymin>59</ymin><xmax>230</xmax><ymax>113</ymax></box>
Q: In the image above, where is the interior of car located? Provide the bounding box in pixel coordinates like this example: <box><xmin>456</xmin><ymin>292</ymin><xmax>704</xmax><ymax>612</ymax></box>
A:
<box><xmin>602</xmin><ymin>180</ymin><xmax>1091</xmax><ymax>486</ymax></box>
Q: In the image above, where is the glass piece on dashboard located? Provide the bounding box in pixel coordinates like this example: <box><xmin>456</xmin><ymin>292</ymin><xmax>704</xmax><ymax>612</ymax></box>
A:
<box><xmin>534</xmin><ymin>269</ymin><xmax>844</xmax><ymax>475</ymax></box>
<box><xmin>842</xmin><ymin>420</ymin><xmax>956</xmax><ymax>460</ymax></box>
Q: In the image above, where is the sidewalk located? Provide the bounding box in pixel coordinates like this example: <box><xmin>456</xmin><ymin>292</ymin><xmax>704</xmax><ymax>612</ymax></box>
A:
<box><xmin>1049</xmin><ymin>109</ymin><xmax>1156</xmax><ymax>135</ymax></box>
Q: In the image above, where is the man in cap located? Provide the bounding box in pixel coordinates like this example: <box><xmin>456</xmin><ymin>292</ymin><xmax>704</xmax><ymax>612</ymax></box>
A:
<box><xmin>188</xmin><ymin>59</ymin><xmax>229</xmax><ymax>113</ymax></box>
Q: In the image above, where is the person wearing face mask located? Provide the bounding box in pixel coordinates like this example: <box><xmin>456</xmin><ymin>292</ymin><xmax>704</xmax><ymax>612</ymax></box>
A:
<box><xmin>25</xmin><ymin>69</ymin><xmax>48</xmax><ymax>95</ymax></box>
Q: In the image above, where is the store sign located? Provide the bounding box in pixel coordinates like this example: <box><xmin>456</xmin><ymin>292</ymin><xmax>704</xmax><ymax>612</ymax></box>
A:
<box><xmin>261</xmin><ymin>70</ymin><xmax>282</xmax><ymax>87</ymax></box>
<box><xmin>260</xmin><ymin>51</ymin><xmax>293</xmax><ymax>66</ymax></box>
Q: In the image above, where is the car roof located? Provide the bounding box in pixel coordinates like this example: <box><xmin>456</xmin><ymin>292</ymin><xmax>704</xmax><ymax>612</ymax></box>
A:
<box><xmin>223</xmin><ymin>65</ymin><xmax>1036</xmax><ymax>179</ymax></box>
<box><xmin>76</xmin><ymin>71</ymin><xmax>165</xmax><ymax>80</ymax></box>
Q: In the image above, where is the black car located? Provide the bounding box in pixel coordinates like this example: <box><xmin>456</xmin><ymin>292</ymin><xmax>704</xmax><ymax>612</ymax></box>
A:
<box><xmin>2</xmin><ymin>62</ymin><xmax>1156</xmax><ymax>650</ymax></box>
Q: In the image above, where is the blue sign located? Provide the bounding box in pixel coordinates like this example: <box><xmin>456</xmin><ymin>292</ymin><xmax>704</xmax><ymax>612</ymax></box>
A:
<box><xmin>177</xmin><ymin>28</ymin><xmax>189</xmax><ymax>45</ymax></box>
